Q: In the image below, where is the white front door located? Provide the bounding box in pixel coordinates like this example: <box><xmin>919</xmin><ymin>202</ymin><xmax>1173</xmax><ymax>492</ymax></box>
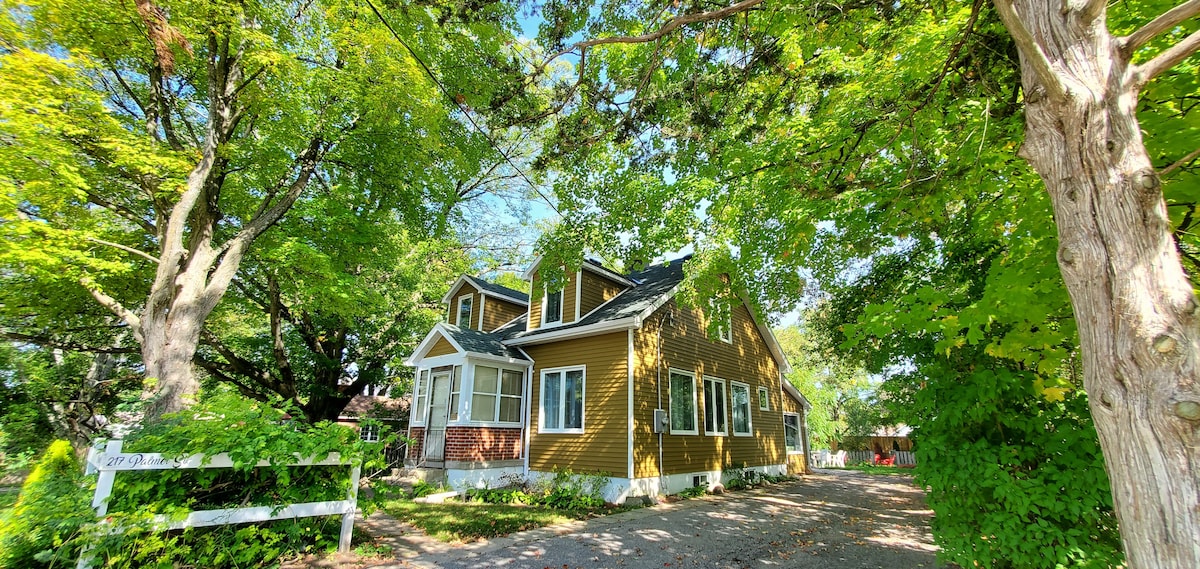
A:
<box><xmin>423</xmin><ymin>370</ymin><xmax>451</xmax><ymax>462</ymax></box>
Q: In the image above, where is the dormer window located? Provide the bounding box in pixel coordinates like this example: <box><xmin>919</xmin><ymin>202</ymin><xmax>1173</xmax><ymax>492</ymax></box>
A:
<box><xmin>457</xmin><ymin>296</ymin><xmax>473</xmax><ymax>329</ymax></box>
<box><xmin>544</xmin><ymin>289</ymin><xmax>563</xmax><ymax>324</ymax></box>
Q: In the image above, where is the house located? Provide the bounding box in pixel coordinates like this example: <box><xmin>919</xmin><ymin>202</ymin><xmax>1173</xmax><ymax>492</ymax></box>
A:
<box><xmin>403</xmin><ymin>255</ymin><xmax>812</xmax><ymax>502</ymax></box>
<box><xmin>335</xmin><ymin>383</ymin><xmax>409</xmax><ymax>443</ymax></box>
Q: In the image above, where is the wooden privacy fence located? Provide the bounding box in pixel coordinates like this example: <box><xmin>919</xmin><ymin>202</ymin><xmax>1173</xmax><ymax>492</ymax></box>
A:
<box><xmin>79</xmin><ymin>439</ymin><xmax>360</xmax><ymax>569</ymax></box>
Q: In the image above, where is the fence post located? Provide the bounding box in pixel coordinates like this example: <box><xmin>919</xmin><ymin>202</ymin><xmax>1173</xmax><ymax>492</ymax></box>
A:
<box><xmin>338</xmin><ymin>464</ymin><xmax>361</xmax><ymax>553</ymax></box>
<box><xmin>78</xmin><ymin>439</ymin><xmax>121</xmax><ymax>569</ymax></box>
<box><xmin>92</xmin><ymin>439</ymin><xmax>122</xmax><ymax>517</ymax></box>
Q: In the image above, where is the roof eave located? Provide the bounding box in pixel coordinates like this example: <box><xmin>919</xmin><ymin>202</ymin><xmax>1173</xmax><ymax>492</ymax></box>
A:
<box><xmin>503</xmin><ymin>317</ymin><xmax>641</xmax><ymax>346</ymax></box>
<box><xmin>439</xmin><ymin>276</ymin><xmax>481</xmax><ymax>304</ymax></box>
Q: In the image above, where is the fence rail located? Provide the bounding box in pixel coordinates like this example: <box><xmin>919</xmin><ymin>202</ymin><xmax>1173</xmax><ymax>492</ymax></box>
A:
<box><xmin>79</xmin><ymin>439</ymin><xmax>360</xmax><ymax>569</ymax></box>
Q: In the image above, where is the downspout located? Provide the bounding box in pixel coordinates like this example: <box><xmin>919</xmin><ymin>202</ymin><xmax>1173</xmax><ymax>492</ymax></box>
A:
<box><xmin>523</xmin><ymin>361</ymin><xmax>533</xmax><ymax>478</ymax></box>
<box><xmin>655</xmin><ymin>309</ymin><xmax>673</xmax><ymax>494</ymax></box>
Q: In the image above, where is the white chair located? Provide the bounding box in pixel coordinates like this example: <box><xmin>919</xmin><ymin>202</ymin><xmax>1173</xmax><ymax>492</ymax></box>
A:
<box><xmin>814</xmin><ymin>449</ymin><xmax>830</xmax><ymax>468</ymax></box>
<box><xmin>831</xmin><ymin>450</ymin><xmax>847</xmax><ymax>467</ymax></box>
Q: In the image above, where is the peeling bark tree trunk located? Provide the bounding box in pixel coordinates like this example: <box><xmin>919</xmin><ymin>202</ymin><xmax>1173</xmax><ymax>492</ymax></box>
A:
<box><xmin>995</xmin><ymin>1</ymin><xmax>1200</xmax><ymax>566</ymax></box>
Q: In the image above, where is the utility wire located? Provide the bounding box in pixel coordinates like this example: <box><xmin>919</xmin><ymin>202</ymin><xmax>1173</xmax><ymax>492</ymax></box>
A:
<box><xmin>362</xmin><ymin>0</ymin><xmax>561</xmax><ymax>215</ymax></box>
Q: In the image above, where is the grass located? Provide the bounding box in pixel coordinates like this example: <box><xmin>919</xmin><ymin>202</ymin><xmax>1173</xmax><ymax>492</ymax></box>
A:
<box><xmin>833</xmin><ymin>463</ymin><xmax>913</xmax><ymax>476</ymax></box>
<box><xmin>383</xmin><ymin>499</ymin><xmax>584</xmax><ymax>543</ymax></box>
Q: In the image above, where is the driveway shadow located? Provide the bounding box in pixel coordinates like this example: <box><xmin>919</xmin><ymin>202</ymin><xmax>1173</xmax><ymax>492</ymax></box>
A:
<box><xmin>390</xmin><ymin>469</ymin><xmax>947</xmax><ymax>569</ymax></box>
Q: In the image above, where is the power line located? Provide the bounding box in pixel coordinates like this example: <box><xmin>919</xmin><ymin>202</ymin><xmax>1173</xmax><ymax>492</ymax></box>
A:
<box><xmin>362</xmin><ymin>0</ymin><xmax>561</xmax><ymax>216</ymax></box>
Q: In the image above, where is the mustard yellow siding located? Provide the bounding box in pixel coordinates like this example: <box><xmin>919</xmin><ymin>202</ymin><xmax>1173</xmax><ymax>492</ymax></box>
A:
<box><xmin>563</xmin><ymin>271</ymin><xmax>578</xmax><ymax>323</ymax></box>
<box><xmin>579</xmin><ymin>271</ymin><xmax>625</xmax><ymax>316</ymax></box>
<box><xmin>445</xmin><ymin>281</ymin><xmax>481</xmax><ymax>330</ymax></box>
<box><xmin>427</xmin><ymin>336</ymin><xmax>458</xmax><ymax>357</ymax></box>
<box><xmin>781</xmin><ymin>388</ymin><xmax>803</xmax><ymax>415</ymax></box>
<box><xmin>632</xmin><ymin>300</ymin><xmax>785</xmax><ymax>478</ymax></box>
<box><xmin>483</xmin><ymin>297</ymin><xmax>525</xmax><ymax>331</ymax></box>
<box><xmin>525</xmin><ymin>332</ymin><xmax>628</xmax><ymax>475</ymax></box>
<box><xmin>527</xmin><ymin>269</ymin><xmax>579</xmax><ymax>329</ymax></box>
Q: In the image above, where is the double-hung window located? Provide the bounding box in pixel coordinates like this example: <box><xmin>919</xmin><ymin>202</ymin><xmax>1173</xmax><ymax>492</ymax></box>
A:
<box><xmin>544</xmin><ymin>289</ymin><xmax>563</xmax><ymax>324</ymax></box>
<box><xmin>783</xmin><ymin>414</ymin><xmax>800</xmax><ymax>453</ymax></box>
<box><xmin>731</xmin><ymin>382</ymin><xmax>752</xmax><ymax>436</ymax></box>
<box><xmin>471</xmin><ymin>366</ymin><xmax>524</xmax><ymax>423</ymax></box>
<box><xmin>708</xmin><ymin>300</ymin><xmax>732</xmax><ymax>343</ymax></box>
<box><xmin>412</xmin><ymin>370</ymin><xmax>429</xmax><ymax>425</ymax></box>
<box><xmin>457</xmin><ymin>296</ymin><xmax>473</xmax><ymax>329</ymax></box>
<box><xmin>448</xmin><ymin>370</ymin><xmax>461</xmax><ymax>421</ymax></box>
<box><xmin>668</xmin><ymin>369</ymin><xmax>698</xmax><ymax>435</ymax></box>
<box><xmin>359</xmin><ymin>424</ymin><xmax>380</xmax><ymax>442</ymax></box>
<box><xmin>540</xmin><ymin>366</ymin><xmax>584</xmax><ymax>433</ymax></box>
<box><xmin>703</xmin><ymin>376</ymin><xmax>727</xmax><ymax>435</ymax></box>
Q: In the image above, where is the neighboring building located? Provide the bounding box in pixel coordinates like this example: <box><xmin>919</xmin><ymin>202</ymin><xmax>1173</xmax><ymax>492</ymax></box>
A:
<box><xmin>336</xmin><ymin>382</ymin><xmax>409</xmax><ymax>443</ymax></box>
<box><xmin>404</xmin><ymin>255</ymin><xmax>812</xmax><ymax>502</ymax></box>
<box><xmin>868</xmin><ymin>424</ymin><xmax>913</xmax><ymax>454</ymax></box>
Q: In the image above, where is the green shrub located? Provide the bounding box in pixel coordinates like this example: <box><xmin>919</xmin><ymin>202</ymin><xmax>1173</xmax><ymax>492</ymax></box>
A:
<box><xmin>465</xmin><ymin>487</ymin><xmax>532</xmax><ymax>505</ymax></box>
<box><xmin>83</xmin><ymin>394</ymin><xmax>387</xmax><ymax>568</ymax></box>
<box><xmin>483</xmin><ymin>468</ymin><xmax>609</xmax><ymax>510</ymax></box>
<box><xmin>0</xmin><ymin>440</ymin><xmax>92</xmax><ymax>569</ymax></box>
<box><xmin>676</xmin><ymin>485</ymin><xmax>707</xmax><ymax>499</ymax></box>
<box><xmin>894</xmin><ymin>364</ymin><xmax>1123</xmax><ymax>569</ymax></box>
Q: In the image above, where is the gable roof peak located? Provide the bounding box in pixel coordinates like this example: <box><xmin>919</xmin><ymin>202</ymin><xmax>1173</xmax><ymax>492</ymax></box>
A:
<box><xmin>439</xmin><ymin>274</ymin><xmax>530</xmax><ymax>305</ymax></box>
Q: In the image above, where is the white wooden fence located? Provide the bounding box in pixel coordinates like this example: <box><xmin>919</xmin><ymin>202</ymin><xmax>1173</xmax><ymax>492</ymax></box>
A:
<box><xmin>845</xmin><ymin>450</ymin><xmax>916</xmax><ymax>465</ymax></box>
<box><xmin>79</xmin><ymin>440</ymin><xmax>360</xmax><ymax>569</ymax></box>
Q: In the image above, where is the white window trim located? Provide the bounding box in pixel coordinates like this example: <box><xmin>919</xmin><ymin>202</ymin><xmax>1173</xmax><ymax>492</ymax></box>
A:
<box><xmin>478</xmin><ymin>295</ymin><xmax>487</xmax><ymax>330</ymax></box>
<box><xmin>468</xmin><ymin>364</ymin><xmax>524</xmax><ymax>425</ymax></box>
<box><xmin>731</xmin><ymin>381</ymin><xmax>753</xmax><ymax>436</ymax></box>
<box><xmin>457</xmin><ymin>295</ymin><xmax>474</xmax><ymax>329</ymax></box>
<box><xmin>703</xmin><ymin>376</ymin><xmax>727</xmax><ymax>436</ymax></box>
<box><xmin>758</xmin><ymin>386</ymin><xmax>770</xmax><ymax>411</ymax></box>
<box><xmin>448</xmin><ymin>370</ymin><xmax>461</xmax><ymax>422</ymax></box>
<box><xmin>541</xmin><ymin>289</ymin><xmax>564</xmax><ymax>327</ymax></box>
<box><xmin>668</xmin><ymin>368</ymin><xmax>699</xmax><ymax>435</ymax></box>
<box><xmin>411</xmin><ymin>369</ymin><xmax>429</xmax><ymax>426</ymax></box>
<box><xmin>718</xmin><ymin>310</ymin><xmax>732</xmax><ymax>343</ymax></box>
<box><xmin>359</xmin><ymin>424</ymin><xmax>380</xmax><ymax>442</ymax></box>
<box><xmin>539</xmin><ymin>365</ymin><xmax>585</xmax><ymax>434</ymax></box>
<box><xmin>783</xmin><ymin>412</ymin><xmax>802</xmax><ymax>453</ymax></box>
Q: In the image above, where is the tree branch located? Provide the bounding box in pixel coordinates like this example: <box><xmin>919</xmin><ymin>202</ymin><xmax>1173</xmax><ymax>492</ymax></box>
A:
<box><xmin>566</xmin><ymin>0</ymin><xmax>763</xmax><ymax>53</ymax></box>
<box><xmin>1161</xmin><ymin>144</ymin><xmax>1200</xmax><ymax>178</ymax></box>
<box><xmin>268</xmin><ymin>275</ymin><xmax>297</xmax><ymax>389</ymax></box>
<box><xmin>85</xmin><ymin>237</ymin><xmax>160</xmax><ymax>264</ymax></box>
<box><xmin>992</xmin><ymin>0</ymin><xmax>1067</xmax><ymax>101</ymax></box>
<box><xmin>1133</xmin><ymin>28</ymin><xmax>1200</xmax><ymax>89</ymax></box>
<box><xmin>1121</xmin><ymin>0</ymin><xmax>1200</xmax><ymax>54</ymax></box>
<box><xmin>0</xmin><ymin>331</ymin><xmax>139</xmax><ymax>354</ymax></box>
<box><xmin>81</xmin><ymin>278</ymin><xmax>141</xmax><ymax>334</ymax></box>
<box><xmin>82</xmin><ymin>190</ymin><xmax>157</xmax><ymax>235</ymax></box>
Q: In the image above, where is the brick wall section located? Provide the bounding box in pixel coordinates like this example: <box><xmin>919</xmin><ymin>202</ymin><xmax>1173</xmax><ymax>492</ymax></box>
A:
<box><xmin>408</xmin><ymin>427</ymin><xmax>425</xmax><ymax>460</ymax></box>
<box><xmin>443</xmin><ymin>426</ymin><xmax>523</xmax><ymax>462</ymax></box>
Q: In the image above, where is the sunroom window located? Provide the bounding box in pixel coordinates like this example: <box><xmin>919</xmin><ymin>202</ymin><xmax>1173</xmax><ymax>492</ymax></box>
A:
<box><xmin>471</xmin><ymin>366</ymin><xmax>523</xmax><ymax>423</ymax></box>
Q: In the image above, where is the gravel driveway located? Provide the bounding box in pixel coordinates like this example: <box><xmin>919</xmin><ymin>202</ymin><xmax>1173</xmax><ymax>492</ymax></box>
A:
<box><xmin>367</xmin><ymin>469</ymin><xmax>945</xmax><ymax>569</ymax></box>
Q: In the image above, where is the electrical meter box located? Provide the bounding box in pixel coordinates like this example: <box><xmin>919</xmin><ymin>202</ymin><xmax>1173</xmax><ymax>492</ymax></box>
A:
<box><xmin>652</xmin><ymin>409</ymin><xmax>669</xmax><ymax>433</ymax></box>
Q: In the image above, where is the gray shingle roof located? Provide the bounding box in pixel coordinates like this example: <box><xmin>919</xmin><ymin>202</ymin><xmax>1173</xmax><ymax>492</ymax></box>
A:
<box><xmin>442</xmin><ymin>323</ymin><xmax>529</xmax><ymax>360</ymax></box>
<box><xmin>469</xmin><ymin>277</ymin><xmax>529</xmax><ymax>304</ymax></box>
<box><xmin>508</xmin><ymin>256</ymin><xmax>689</xmax><ymax>341</ymax></box>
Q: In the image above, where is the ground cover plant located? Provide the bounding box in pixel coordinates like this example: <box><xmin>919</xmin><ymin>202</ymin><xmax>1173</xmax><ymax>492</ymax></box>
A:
<box><xmin>386</xmin><ymin>468</ymin><xmax>615</xmax><ymax>542</ymax></box>
<box><xmin>833</xmin><ymin>463</ymin><xmax>912</xmax><ymax>477</ymax></box>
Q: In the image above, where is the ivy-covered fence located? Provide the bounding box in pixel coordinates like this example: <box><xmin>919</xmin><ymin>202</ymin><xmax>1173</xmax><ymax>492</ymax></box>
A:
<box><xmin>77</xmin><ymin>439</ymin><xmax>361</xmax><ymax>568</ymax></box>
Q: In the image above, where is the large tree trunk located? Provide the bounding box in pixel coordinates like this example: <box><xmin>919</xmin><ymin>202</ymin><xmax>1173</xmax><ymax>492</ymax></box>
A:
<box><xmin>996</xmin><ymin>2</ymin><xmax>1200</xmax><ymax>566</ymax></box>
